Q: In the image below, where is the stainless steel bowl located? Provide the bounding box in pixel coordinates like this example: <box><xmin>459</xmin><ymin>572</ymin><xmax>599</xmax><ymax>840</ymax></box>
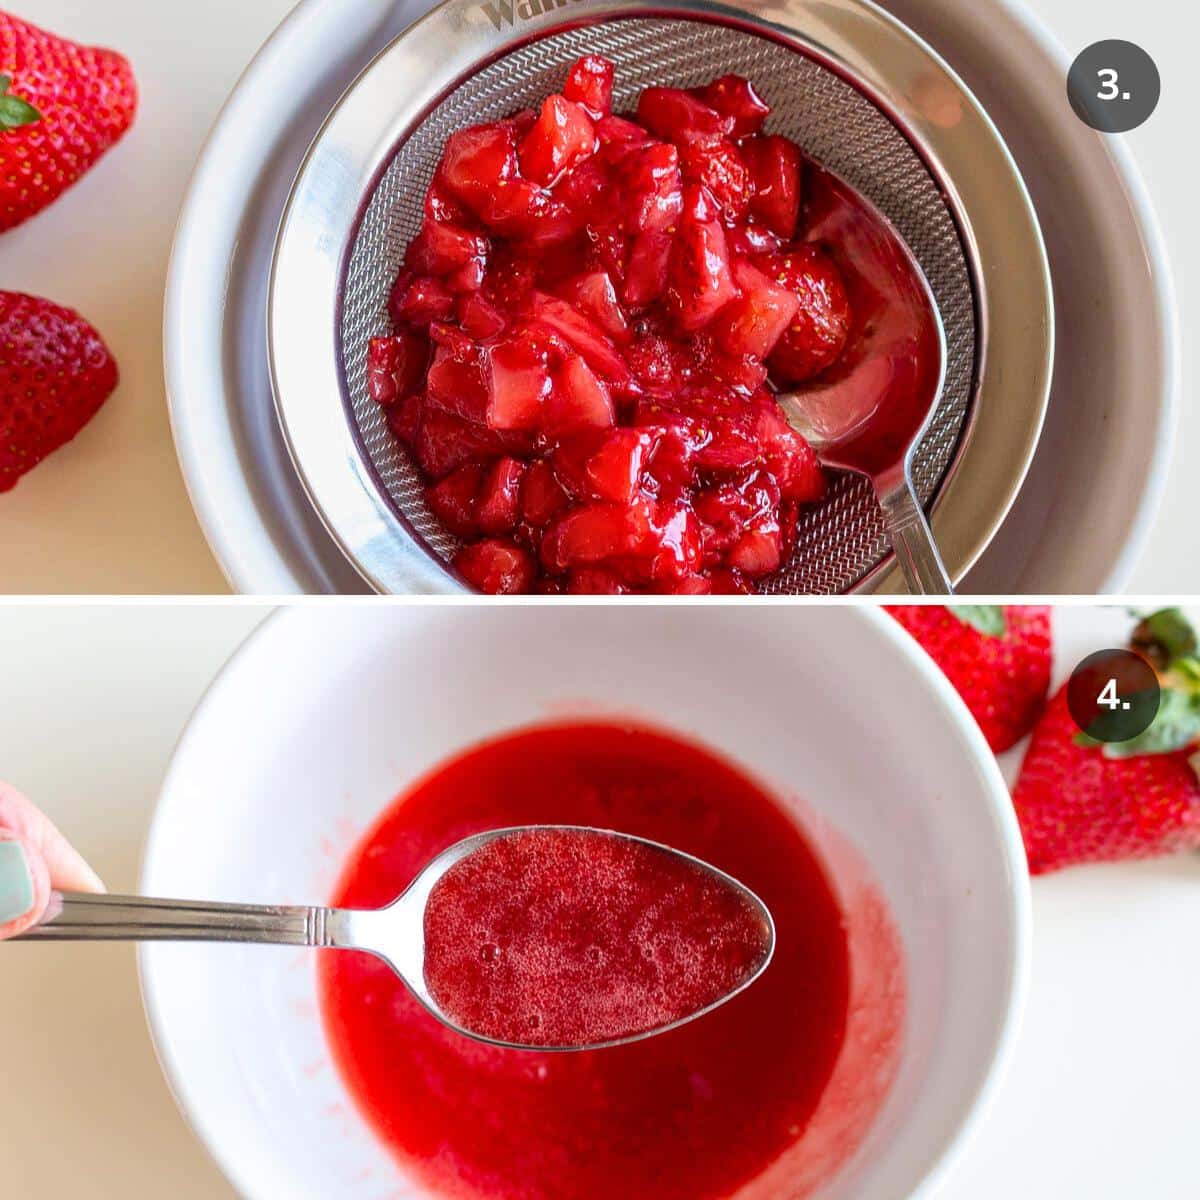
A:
<box><xmin>269</xmin><ymin>0</ymin><xmax>1053</xmax><ymax>593</ymax></box>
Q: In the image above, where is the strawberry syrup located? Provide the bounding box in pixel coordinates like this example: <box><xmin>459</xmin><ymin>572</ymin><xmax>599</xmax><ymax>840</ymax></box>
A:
<box><xmin>422</xmin><ymin>826</ymin><xmax>772</xmax><ymax>1047</ymax></box>
<box><xmin>320</xmin><ymin>723</ymin><xmax>904</xmax><ymax>1200</ymax></box>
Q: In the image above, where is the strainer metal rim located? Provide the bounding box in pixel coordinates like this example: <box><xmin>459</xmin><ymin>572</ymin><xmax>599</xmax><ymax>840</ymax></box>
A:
<box><xmin>268</xmin><ymin>0</ymin><xmax>1053</xmax><ymax>594</ymax></box>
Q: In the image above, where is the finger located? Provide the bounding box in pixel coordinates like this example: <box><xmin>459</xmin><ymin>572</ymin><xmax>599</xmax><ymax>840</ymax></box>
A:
<box><xmin>0</xmin><ymin>782</ymin><xmax>104</xmax><ymax>939</ymax></box>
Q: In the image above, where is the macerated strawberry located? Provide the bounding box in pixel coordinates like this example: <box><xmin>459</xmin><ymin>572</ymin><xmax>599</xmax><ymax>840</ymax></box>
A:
<box><xmin>476</xmin><ymin>456</ymin><xmax>527</xmax><ymax>534</ymax></box>
<box><xmin>557</xmin><ymin>272</ymin><xmax>630</xmax><ymax>343</ymax></box>
<box><xmin>406</xmin><ymin>221</ymin><xmax>490</xmax><ymax>277</ymax></box>
<box><xmin>0</xmin><ymin>15</ymin><xmax>138</xmax><ymax>232</ymax></box>
<box><xmin>367</xmin><ymin>332</ymin><xmax>430</xmax><ymax>407</ymax></box>
<box><xmin>679</xmin><ymin>139</ymin><xmax>750</xmax><ymax>223</ymax></box>
<box><xmin>765</xmin><ymin>243</ymin><xmax>851</xmax><ymax>383</ymax></box>
<box><xmin>376</xmin><ymin>57</ymin><xmax>851</xmax><ymax>592</ymax></box>
<box><xmin>667</xmin><ymin>185</ymin><xmax>737</xmax><ymax>332</ymax></box>
<box><xmin>439</xmin><ymin>121</ymin><xmax>520</xmax><ymax>214</ymax></box>
<box><xmin>521</xmin><ymin>458</ymin><xmax>570</xmax><ymax>527</ymax></box>
<box><xmin>636</xmin><ymin>87</ymin><xmax>733</xmax><ymax>144</ymax></box>
<box><xmin>612</xmin><ymin>141</ymin><xmax>683</xmax><ymax>235</ymax></box>
<box><xmin>714</xmin><ymin>259</ymin><xmax>800</xmax><ymax>361</ymax></box>
<box><xmin>563</xmin><ymin>55</ymin><xmax>614</xmax><ymax>118</ymax></box>
<box><xmin>585</xmin><ymin>428</ymin><xmax>658</xmax><ymax>503</ymax></box>
<box><xmin>457</xmin><ymin>292</ymin><xmax>507</xmax><ymax>340</ymax></box>
<box><xmin>888</xmin><ymin>605</ymin><xmax>1052</xmax><ymax>752</ymax></box>
<box><xmin>530</xmin><ymin>293</ymin><xmax>630</xmax><ymax>383</ymax></box>
<box><xmin>545</xmin><ymin>354</ymin><xmax>616</xmax><ymax>435</ymax></box>
<box><xmin>696</xmin><ymin>75</ymin><xmax>770</xmax><ymax>137</ymax></box>
<box><xmin>455</xmin><ymin>538</ymin><xmax>536</xmax><ymax>594</ymax></box>
<box><xmin>741</xmin><ymin>135</ymin><xmax>802</xmax><ymax>240</ymax></box>
<box><xmin>426</xmin><ymin>332</ymin><xmax>489</xmax><ymax>423</ymax></box>
<box><xmin>426</xmin><ymin>463</ymin><xmax>484</xmax><ymax>537</ymax></box>
<box><xmin>486</xmin><ymin>333</ymin><xmax>553</xmax><ymax>431</ymax></box>
<box><xmin>389</xmin><ymin>274</ymin><xmax>456</xmax><ymax>328</ymax></box>
<box><xmin>566</xmin><ymin>567</ymin><xmax>629</xmax><ymax>594</ymax></box>
<box><xmin>622</xmin><ymin>231</ymin><xmax>673</xmax><ymax>309</ymax></box>
<box><xmin>518</xmin><ymin>94</ymin><xmax>596</xmax><ymax>186</ymax></box>
<box><xmin>0</xmin><ymin>290</ymin><xmax>118</xmax><ymax>490</ymax></box>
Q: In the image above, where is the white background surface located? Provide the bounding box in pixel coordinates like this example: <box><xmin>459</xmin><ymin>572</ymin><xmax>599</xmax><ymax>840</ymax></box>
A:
<box><xmin>2</xmin><ymin>603</ymin><xmax>1199</xmax><ymax>1198</ymax></box>
<box><xmin>0</xmin><ymin>0</ymin><xmax>1192</xmax><ymax>594</ymax></box>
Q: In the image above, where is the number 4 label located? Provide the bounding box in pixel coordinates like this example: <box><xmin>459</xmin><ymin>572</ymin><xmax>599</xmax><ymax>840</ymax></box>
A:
<box><xmin>1098</xmin><ymin>678</ymin><xmax>1129</xmax><ymax>711</ymax></box>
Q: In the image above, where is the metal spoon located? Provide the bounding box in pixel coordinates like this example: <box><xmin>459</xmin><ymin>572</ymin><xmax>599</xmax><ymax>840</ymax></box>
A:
<box><xmin>775</xmin><ymin>163</ymin><xmax>953</xmax><ymax>595</ymax></box>
<box><xmin>17</xmin><ymin>825</ymin><xmax>775</xmax><ymax>1052</ymax></box>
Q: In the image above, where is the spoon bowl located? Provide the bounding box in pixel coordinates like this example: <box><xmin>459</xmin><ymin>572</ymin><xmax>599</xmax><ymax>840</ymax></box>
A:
<box><xmin>19</xmin><ymin>825</ymin><xmax>775</xmax><ymax>1053</ymax></box>
<box><xmin>775</xmin><ymin>163</ymin><xmax>953</xmax><ymax>594</ymax></box>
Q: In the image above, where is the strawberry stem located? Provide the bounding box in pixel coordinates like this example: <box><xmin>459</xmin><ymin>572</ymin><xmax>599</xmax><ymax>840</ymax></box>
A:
<box><xmin>0</xmin><ymin>75</ymin><xmax>41</xmax><ymax>130</ymax></box>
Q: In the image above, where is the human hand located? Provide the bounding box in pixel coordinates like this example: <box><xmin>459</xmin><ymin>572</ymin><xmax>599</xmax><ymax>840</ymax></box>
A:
<box><xmin>0</xmin><ymin>782</ymin><xmax>104</xmax><ymax>939</ymax></box>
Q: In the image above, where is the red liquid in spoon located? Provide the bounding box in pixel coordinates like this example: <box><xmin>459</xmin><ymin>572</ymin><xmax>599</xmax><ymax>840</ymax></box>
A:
<box><xmin>423</xmin><ymin>826</ymin><xmax>772</xmax><ymax>1047</ymax></box>
<box><xmin>320</xmin><ymin>722</ymin><xmax>902</xmax><ymax>1199</ymax></box>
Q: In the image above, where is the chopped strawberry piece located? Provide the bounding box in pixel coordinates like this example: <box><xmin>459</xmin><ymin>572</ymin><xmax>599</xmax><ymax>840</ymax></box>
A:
<box><xmin>728</xmin><ymin>527</ymin><xmax>782</xmax><ymax>578</ymax></box>
<box><xmin>518</xmin><ymin>94</ymin><xmax>597</xmax><ymax>186</ymax></box>
<box><xmin>544</xmin><ymin>354</ymin><xmax>616</xmax><ymax>435</ymax></box>
<box><xmin>530</xmin><ymin>292</ymin><xmax>630</xmax><ymax>383</ymax></box>
<box><xmin>585</xmin><ymin>428</ymin><xmax>658</xmax><ymax>503</ymax></box>
<box><xmin>443</xmin><ymin>258</ymin><xmax>486</xmax><ymax>293</ymax></box>
<box><xmin>666</xmin><ymin>185</ymin><xmax>737</xmax><ymax>331</ymax></box>
<box><xmin>557</xmin><ymin>271</ymin><xmax>630</xmax><ymax>343</ymax></box>
<box><xmin>714</xmin><ymin>257</ymin><xmax>799</xmax><ymax>360</ymax></box>
<box><xmin>644</xmin><ymin>500</ymin><xmax>703</xmax><ymax>581</ymax></box>
<box><xmin>669</xmin><ymin>574</ymin><xmax>714</xmax><ymax>595</ymax></box>
<box><xmin>636</xmin><ymin>87</ymin><xmax>734</xmax><ymax>144</ymax></box>
<box><xmin>457</xmin><ymin>292</ymin><xmax>507</xmax><ymax>340</ymax></box>
<box><xmin>406</xmin><ymin>222</ymin><xmax>489</xmax><ymax>277</ymax></box>
<box><xmin>708</xmin><ymin>567</ymin><xmax>754</xmax><ymax>594</ymax></box>
<box><xmin>425</xmin><ymin>331</ymin><xmax>489</xmax><ymax>423</ymax></box>
<box><xmin>387</xmin><ymin>393</ymin><xmax>422</xmax><ymax>448</ymax></box>
<box><xmin>455</xmin><ymin>538</ymin><xmax>536</xmax><ymax>594</ymax></box>
<box><xmin>765</xmin><ymin>243</ymin><xmax>852</xmax><ymax>384</ymax></box>
<box><xmin>439</xmin><ymin>122</ymin><xmax>520</xmax><ymax>216</ymax></box>
<box><xmin>566</xmin><ymin>568</ymin><xmax>629</xmax><ymax>594</ymax></box>
<box><xmin>679</xmin><ymin>140</ymin><xmax>750</xmax><ymax>223</ymax></box>
<box><xmin>389</xmin><ymin>274</ymin><xmax>455</xmax><ymax>328</ymax></box>
<box><xmin>476</xmin><ymin>456</ymin><xmax>527</xmax><ymax>534</ymax></box>
<box><xmin>595</xmin><ymin>114</ymin><xmax>650</xmax><ymax>151</ymax></box>
<box><xmin>426</xmin><ymin>464</ymin><xmax>483</xmax><ymax>537</ymax></box>
<box><xmin>613</xmin><ymin>141</ymin><xmax>683</xmax><ymax>234</ymax></box>
<box><xmin>696</xmin><ymin>75</ymin><xmax>770</xmax><ymax>137</ymax></box>
<box><xmin>625</xmin><ymin>336</ymin><xmax>689</xmax><ymax>395</ymax></box>
<box><xmin>541</xmin><ymin>497</ymin><xmax>662</xmax><ymax>574</ymax></box>
<box><xmin>367</xmin><ymin>331</ymin><xmax>429</xmax><ymax>407</ymax></box>
<box><xmin>622</xmin><ymin>230</ymin><xmax>673</xmax><ymax>309</ymax></box>
<box><xmin>486</xmin><ymin>333</ymin><xmax>553</xmax><ymax>431</ymax></box>
<box><xmin>415</xmin><ymin>407</ymin><xmax>528</xmax><ymax>480</ymax></box>
<box><xmin>521</xmin><ymin>459</ymin><xmax>570</xmax><ymax>526</ymax></box>
<box><xmin>563</xmin><ymin>55</ymin><xmax>614</xmax><ymax>119</ymax></box>
<box><xmin>753</xmin><ymin>394</ymin><xmax>826</xmax><ymax>502</ymax></box>
<box><xmin>742</xmin><ymin>135</ymin><xmax>802</xmax><ymax>240</ymax></box>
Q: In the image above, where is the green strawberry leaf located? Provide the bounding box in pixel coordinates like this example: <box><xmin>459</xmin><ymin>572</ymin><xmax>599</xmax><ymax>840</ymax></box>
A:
<box><xmin>0</xmin><ymin>75</ymin><xmax>41</xmax><ymax>130</ymax></box>
<box><xmin>1075</xmin><ymin>687</ymin><xmax>1200</xmax><ymax>759</ymax></box>
<box><xmin>949</xmin><ymin>605</ymin><xmax>1006</xmax><ymax>637</ymax></box>
<box><xmin>1131</xmin><ymin>607</ymin><xmax>1198</xmax><ymax>669</ymax></box>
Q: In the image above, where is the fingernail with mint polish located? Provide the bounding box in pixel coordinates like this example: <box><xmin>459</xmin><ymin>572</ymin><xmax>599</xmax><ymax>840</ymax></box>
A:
<box><xmin>0</xmin><ymin>841</ymin><xmax>34</xmax><ymax>923</ymax></box>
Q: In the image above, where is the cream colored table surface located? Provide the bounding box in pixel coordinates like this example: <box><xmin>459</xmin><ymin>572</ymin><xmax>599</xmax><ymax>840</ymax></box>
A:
<box><xmin>0</xmin><ymin>0</ymin><xmax>1194</xmax><ymax>595</ymax></box>
<box><xmin>4</xmin><ymin>604</ymin><xmax>1200</xmax><ymax>1199</ymax></box>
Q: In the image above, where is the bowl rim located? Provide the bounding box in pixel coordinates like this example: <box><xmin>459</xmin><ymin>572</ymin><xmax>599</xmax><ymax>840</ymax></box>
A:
<box><xmin>266</xmin><ymin>0</ymin><xmax>1053</xmax><ymax>594</ymax></box>
<box><xmin>137</xmin><ymin>603</ymin><xmax>1031</xmax><ymax>1200</ymax></box>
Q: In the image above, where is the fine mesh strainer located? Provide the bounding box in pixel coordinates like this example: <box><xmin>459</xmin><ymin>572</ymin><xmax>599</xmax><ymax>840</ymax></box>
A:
<box><xmin>269</xmin><ymin>0</ymin><xmax>1053</xmax><ymax>595</ymax></box>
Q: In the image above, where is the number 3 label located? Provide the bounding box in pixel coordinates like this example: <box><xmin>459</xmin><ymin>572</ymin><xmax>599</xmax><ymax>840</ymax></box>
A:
<box><xmin>1097</xmin><ymin>68</ymin><xmax>1121</xmax><ymax>100</ymax></box>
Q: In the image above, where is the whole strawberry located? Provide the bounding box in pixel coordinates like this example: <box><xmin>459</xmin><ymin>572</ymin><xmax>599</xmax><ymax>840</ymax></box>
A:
<box><xmin>888</xmin><ymin>605</ymin><xmax>1052</xmax><ymax>752</ymax></box>
<box><xmin>0</xmin><ymin>13</ymin><xmax>137</xmax><ymax>232</ymax></box>
<box><xmin>0</xmin><ymin>290</ymin><xmax>118</xmax><ymax>490</ymax></box>
<box><xmin>1014</xmin><ymin>609</ymin><xmax>1200</xmax><ymax>874</ymax></box>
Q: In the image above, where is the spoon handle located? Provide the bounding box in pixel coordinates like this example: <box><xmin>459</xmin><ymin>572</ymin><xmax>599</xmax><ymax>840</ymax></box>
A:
<box><xmin>877</xmin><ymin>478</ymin><xmax>954</xmax><ymax>595</ymax></box>
<box><xmin>16</xmin><ymin>891</ymin><xmax>353</xmax><ymax>947</ymax></box>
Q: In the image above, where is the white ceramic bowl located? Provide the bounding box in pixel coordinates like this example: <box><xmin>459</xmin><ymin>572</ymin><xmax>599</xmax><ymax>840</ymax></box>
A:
<box><xmin>140</xmin><ymin>605</ymin><xmax>1029</xmax><ymax>1199</ymax></box>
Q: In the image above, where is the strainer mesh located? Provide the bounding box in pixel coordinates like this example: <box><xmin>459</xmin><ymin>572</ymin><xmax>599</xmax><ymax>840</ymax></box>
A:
<box><xmin>341</xmin><ymin>17</ymin><xmax>976</xmax><ymax>593</ymax></box>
